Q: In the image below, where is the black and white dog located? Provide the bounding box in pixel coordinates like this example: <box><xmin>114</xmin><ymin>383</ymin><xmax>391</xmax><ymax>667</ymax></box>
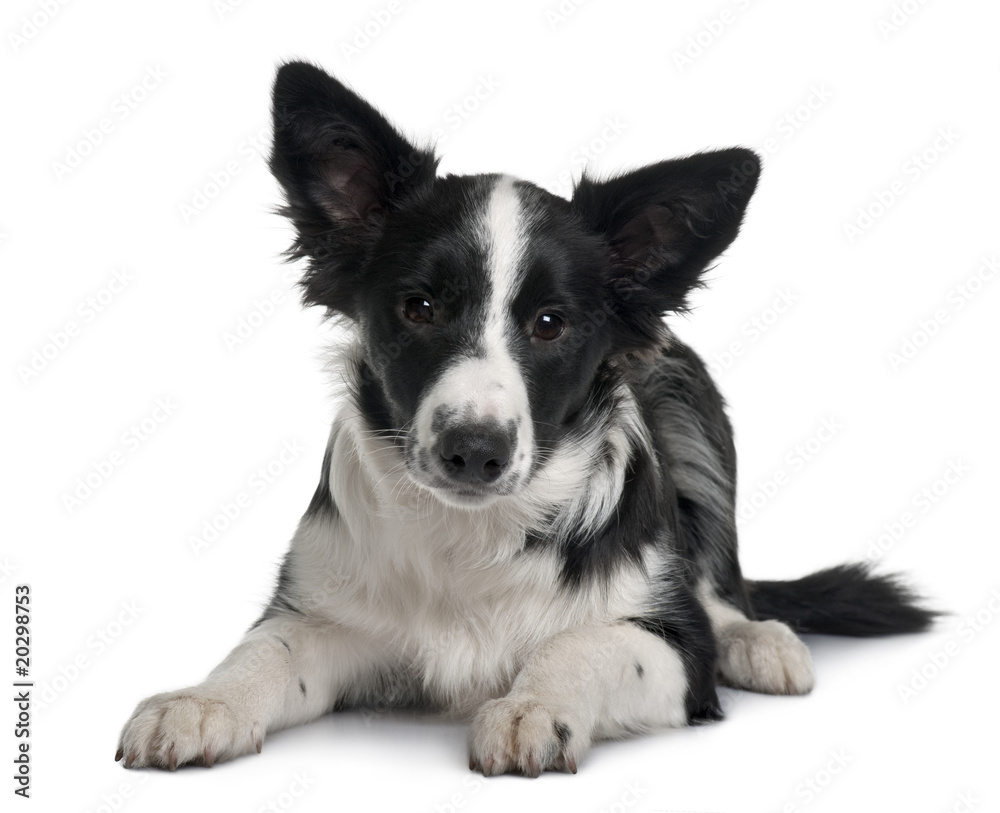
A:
<box><xmin>118</xmin><ymin>62</ymin><xmax>934</xmax><ymax>776</ymax></box>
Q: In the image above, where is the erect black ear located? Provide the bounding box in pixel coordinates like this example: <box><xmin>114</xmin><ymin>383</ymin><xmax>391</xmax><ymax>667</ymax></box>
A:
<box><xmin>572</xmin><ymin>148</ymin><xmax>760</xmax><ymax>350</ymax></box>
<box><xmin>269</xmin><ymin>61</ymin><xmax>438</xmax><ymax>317</ymax></box>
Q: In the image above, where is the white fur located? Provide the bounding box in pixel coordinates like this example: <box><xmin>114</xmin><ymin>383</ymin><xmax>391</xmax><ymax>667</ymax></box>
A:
<box><xmin>116</xmin><ymin>616</ymin><xmax>373</xmax><ymax>768</ymax></box>
<box><xmin>698</xmin><ymin>580</ymin><xmax>815</xmax><ymax>695</ymax></box>
<box><xmin>536</xmin><ymin>381</ymin><xmax>649</xmax><ymax>544</ymax></box>
<box><xmin>318</xmin><ymin>408</ymin><xmax>661</xmax><ymax>711</ymax></box>
<box><xmin>117</xmin><ymin>397</ymin><xmax>684</xmax><ymax>769</ymax></box>
<box><xmin>469</xmin><ymin>622</ymin><xmax>689</xmax><ymax>776</ymax></box>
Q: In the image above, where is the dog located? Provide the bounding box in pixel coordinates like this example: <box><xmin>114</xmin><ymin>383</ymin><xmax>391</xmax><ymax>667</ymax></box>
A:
<box><xmin>117</xmin><ymin>61</ymin><xmax>935</xmax><ymax>776</ymax></box>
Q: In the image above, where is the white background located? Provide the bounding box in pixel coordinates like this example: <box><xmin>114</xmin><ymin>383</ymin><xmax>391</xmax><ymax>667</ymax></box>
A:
<box><xmin>3</xmin><ymin>0</ymin><xmax>998</xmax><ymax>811</ymax></box>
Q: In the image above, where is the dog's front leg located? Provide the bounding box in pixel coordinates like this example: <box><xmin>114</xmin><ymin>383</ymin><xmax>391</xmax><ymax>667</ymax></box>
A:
<box><xmin>469</xmin><ymin>622</ymin><xmax>692</xmax><ymax>776</ymax></box>
<box><xmin>117</xmin><ymin>616</ymin><xmax>370</xmax><ymax>769</ymax></box>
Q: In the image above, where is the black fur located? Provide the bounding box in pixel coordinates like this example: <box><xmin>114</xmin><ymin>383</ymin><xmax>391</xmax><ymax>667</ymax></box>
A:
<box><xmin>748</xmin><ymin>564</ymin><xmax>938</xmax><ymax>636</ymax></box>
<box><xmin>572</xmin><ymin>149</ymin><xmax>759</xmax><ymax>354</ymax></box>
<box><xmin>303</xmin><ymin>444</ymin><xmax>338</xmax><ymax>519</ymax></box>
<box><xmin>629</xmin><ymin>580</ymin><xmax>721</xmax><ymax>722</ymax></box>
<box><xmin>637</xmin><ymin>343</ymin><xmax>754</xmax><ymax>616</ymax></box>
<box><xmin>269</xmin><ymin>62</ymin><xmax>439</xmax><ymax>319</ymax></box>
<box><xmin>250</xmin><ymin>548</ymin><xmax>305</xmax><ymax>630</ymax></box>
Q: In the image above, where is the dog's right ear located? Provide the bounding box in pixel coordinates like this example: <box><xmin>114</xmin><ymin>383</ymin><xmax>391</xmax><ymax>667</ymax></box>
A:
<box><xmin>270</xmin><ymin>61</ymin><xmax>438</xmax><ymax>317</ymax></box>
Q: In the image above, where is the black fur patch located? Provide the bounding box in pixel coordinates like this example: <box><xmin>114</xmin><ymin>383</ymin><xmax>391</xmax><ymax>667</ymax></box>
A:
<box><xmin>630</xmin><ymin>579</ymin><xmax>721</xmax><ymax>723</ymax></box>
<box><xmin>250</xmin><ymin>550</ymin><xmax>305</xmax><ymax>631</ymax></box>
<box><xmin>560</xmin><ymin>447</ymin><xmax>660</xmax><ymax>587</ymax></box>
<box><xmin>525</xmin><ymin>366</ymin><xmax>662</xmax><ymax>589</ymax></box>
<box><xmin>303</xmin><ymin>444</ymin><xmax>338</xmax><ymax>519</ymax></box>
<box><xmin>638</xmin><ymin>343</ymin><xmax>752</xmax><ymax>614</ymax></box>
<box><xmin>748</xmin><ymin>563</ymin><xmax>938</xmax><ymax>636</ymax></box>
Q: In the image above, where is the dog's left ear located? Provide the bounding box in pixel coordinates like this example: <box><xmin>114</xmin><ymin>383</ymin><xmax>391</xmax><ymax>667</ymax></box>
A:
<box><xmin>572</xmin><ymin>148</ymin><xmax>760</xmax><ymax>350</ymax></box>
<box><xmin>270</xmin><ymin>61</ymin><xmax>438</xmax><ymax>318</ymax></box>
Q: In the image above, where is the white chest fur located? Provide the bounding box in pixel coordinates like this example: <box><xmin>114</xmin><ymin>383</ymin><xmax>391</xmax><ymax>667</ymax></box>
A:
<box><xmin>285</xmin><ymin>415</ymin><xmax>655</xmax><ymax>710</ymax></box>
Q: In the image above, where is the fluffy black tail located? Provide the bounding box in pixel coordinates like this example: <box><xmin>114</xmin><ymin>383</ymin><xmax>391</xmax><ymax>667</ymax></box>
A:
<box><xmin>746</xmin><ymin>563</ymin><xmax>938</xmax><ymax>637</ymax></box>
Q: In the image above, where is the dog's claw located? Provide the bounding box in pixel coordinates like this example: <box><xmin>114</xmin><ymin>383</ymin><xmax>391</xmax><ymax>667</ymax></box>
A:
<box><xmin>115</xmin><ymin>747</ymin><xmax>124</xmax><ymax>762</ymax></box>
<box><xmin>526</xmin><ymin>755</ymin><xmax>541</xmax><ymax>778</ymax></box>
<box><xmin>255</xmin><ymin>738</ymin><xmax>263</xmax><ymax>754</ymax></box>
<box><xmin>565</xmin><ymin>754</ymin><xmax>578</xmax><ymax>774</ymax></box>
<box><xmin>203</xmin><ymin>746</ymin><xmax>215</xmax><ymax>768</ymax></box>
<box><xmin>125</xmin><ymin>750</ymin><xmax>137</xmax><ymax>769</ymax></box>
<box><xmin>167</xmin><ymin>744</ymin><xmax>178</xmax><ymax>771</ymax></box>
<box><xmin>469</xmin><ymin>755</ymin><xmax>477</xmax><ymax>771</ymax></box>
<box><xmin>481</xmin><ymin>756</ymin><xmax>494</xmax><ymax>776</ymax></box>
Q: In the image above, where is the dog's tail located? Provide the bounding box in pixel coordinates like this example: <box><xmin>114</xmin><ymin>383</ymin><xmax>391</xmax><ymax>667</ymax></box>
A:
<box><xmin>746</xmin><ymin>562</ymin><xmax>938</xmax><ymax>636</ymax></box>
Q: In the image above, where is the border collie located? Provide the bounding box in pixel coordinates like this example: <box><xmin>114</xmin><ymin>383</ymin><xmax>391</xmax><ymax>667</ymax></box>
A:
<box><xmin>117</xmin><ymin>62</ymin><xmax>934</xmax><ymax>776</ymax></box>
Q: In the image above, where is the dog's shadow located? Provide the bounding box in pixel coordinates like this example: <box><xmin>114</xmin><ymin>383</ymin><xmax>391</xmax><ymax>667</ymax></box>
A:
<box><xmin>267</xmin><ymin>706</ymin><xmax>468</xmax><ymax>764</ymax></box>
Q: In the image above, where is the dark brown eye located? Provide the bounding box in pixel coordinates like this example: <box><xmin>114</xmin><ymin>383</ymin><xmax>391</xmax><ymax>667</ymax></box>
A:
<box><xmin>404</xmin><ymin>297</ymin><xmax>434</xmax><ymax>324</ymax></box>
<box><xmin>533</xmin><ymin>313</ymin><xmax>565</xmax><ymax>341</ymax></box>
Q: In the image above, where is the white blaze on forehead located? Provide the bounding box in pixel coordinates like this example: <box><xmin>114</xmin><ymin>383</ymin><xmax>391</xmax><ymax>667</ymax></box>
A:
<box><xmin>461</xmin><ymin>174</ymin><xmax>533</xmax><ymax>418</ymax></box>
<box><xmin>475</xmin><ymin>175</ymin><xmax>531</xmax><ymax>411</ymax></box>
<box><xmin>482</xmin><ymin>175</ymin><xmax>529</xmax><ymax>336</ymax></box>
<box><xmin>411</xmin><ymin>175</ymin><xmax>536</xmax><ymax>489</ymax></box>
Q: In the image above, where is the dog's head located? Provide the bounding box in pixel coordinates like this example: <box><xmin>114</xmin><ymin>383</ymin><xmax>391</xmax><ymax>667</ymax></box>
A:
<box><xmin>270</xmin><ymin>62</ymin><xmax>758</xmax><ymax>509</ymax></box>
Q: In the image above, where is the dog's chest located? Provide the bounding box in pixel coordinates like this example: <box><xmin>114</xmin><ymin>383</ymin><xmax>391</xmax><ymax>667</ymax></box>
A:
<box><xmin>300</xmin><ymin>421</ymin><xmax>655</xmax><ymax>707</ymax></box>
<box><xmin>400</xmin><ymin>551</ymin><xmax>576</xmax><ymax>701</ymax></box>
<box><xmin>296</xmin><ymin>509</ymin><xmax>649</xmax><ymax>708</ymax></box>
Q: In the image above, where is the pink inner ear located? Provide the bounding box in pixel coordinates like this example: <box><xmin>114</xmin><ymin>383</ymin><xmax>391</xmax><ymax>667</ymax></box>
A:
<box><xmin>318</xmin><ymin>152</ymin><xmax>383</xmax><ymax>223</ymax></box>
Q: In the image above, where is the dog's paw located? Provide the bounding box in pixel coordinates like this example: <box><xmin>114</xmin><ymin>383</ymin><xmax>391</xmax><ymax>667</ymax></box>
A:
<box><xmin>116</xmin><ymin>688</ymin><xmax>262</xmax><ymax>770</ymax></box>
<box><xmin>469</xmin><ymin>697</ymin><xmax>583</xmax><ymax>777</ymax></box>
<box><xmin>717</xmin><ymin>619</ymin><xmax>815</xmax><ymax>695</ymax></box>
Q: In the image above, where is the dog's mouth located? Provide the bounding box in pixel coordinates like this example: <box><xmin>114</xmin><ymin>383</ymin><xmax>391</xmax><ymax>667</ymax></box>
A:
<box><xmin>408</xmin><ymin>470</ymin><xmax>516</xmax><ymax>509</ymax></box>
<box><xmin>430</xmin><ymin>484</ymin><xmax>503</xmax><ymax>509</ymax></box>
<box><xmin>401</xmin><ymin>447</ymin><xmax>525</xmax><ymax>510</ymax></box>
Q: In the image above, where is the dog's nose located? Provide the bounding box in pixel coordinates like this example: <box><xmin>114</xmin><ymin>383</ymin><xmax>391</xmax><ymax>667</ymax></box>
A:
<box><xmin>438</xmin><ymin>425</ymin><xmax>512</xmax><ymax>484</ymax></box>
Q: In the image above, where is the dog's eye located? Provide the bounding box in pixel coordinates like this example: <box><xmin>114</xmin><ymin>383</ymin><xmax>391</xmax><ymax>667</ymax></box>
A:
<box><xmin>533</xmin><ymin>313</ymin><xmax>565</xmax><ymax>341</ymax></box>
<box><xmin>403</xmin><ymin>297</ymin><xmax>434</xmax><ymax>324</ymax></box>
